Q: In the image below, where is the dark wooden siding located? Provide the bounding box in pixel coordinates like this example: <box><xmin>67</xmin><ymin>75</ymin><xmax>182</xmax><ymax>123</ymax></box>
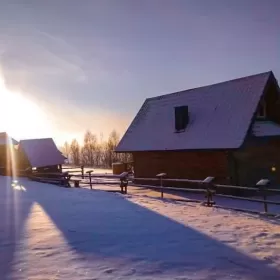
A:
<box><xmin>15</xmin><ymin>148</ymin><xmax>31</xmax><ymax>171</ymax></box>
<box><xmin>234</xmin><ymin>138</ymin><xmax>280</xmax><ymax>187</ymax></box>
<box><xmin>0</xmin><ymin>145</ymin><xmax>14</xmax><ymax>176</ymax></box>
<box><xmin>133</xmin><ymin>150</ymin><xmax>230</xmax><ymax>184</ymax></box>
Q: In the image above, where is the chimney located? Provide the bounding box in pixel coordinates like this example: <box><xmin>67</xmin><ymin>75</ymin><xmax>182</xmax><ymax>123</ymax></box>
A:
<box><xmin>174</xmin><ymin>106</ymin><xmax>189</xmax><ymax>132</ymax></box>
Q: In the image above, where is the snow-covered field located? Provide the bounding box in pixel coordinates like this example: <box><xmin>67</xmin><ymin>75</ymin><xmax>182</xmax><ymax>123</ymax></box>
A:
<box><xmin>0</xmin><ymin>176</ymin><xmax>280</xmax><ymax>280</ymax></box>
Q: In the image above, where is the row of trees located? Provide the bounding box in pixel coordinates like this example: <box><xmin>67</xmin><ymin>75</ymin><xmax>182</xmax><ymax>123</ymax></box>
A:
<box><xmin>60</xmin><ymin>130</ymin><xmax>132</xmax><ymax>168</ymax></box>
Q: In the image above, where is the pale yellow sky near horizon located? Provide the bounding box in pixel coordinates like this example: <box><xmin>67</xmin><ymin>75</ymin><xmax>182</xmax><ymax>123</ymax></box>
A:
<box><xmin>0</xmin><ymin>73</ymin><xmax>132</xmax><ymax>146</ymax></box>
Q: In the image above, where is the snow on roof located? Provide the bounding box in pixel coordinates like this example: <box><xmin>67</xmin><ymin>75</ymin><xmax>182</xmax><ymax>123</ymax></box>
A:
<box><xmin>252</xmin><ymin>120</ymin><xmax>280</xmax><ymax>137</ymax></box>
<box><xmin>19</xmin><ymin>138</ymin><xmax>66</xmax><ymax>168</ymax></box>
<box><xmin>0</xmin><ymin>132</ymin><xmax>18</xmax><ymax>145</ymax></box>
<box><xmin>116</xmin><ymin>72</ymin><xmax>273</xmax><ymax>152</ymax></box>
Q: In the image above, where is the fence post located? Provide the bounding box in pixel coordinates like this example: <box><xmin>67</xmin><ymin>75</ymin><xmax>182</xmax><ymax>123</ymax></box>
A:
<box><xmin>202</xmin><ymin>177</ymin><xmax>215</xmax><ymax>207</ymax></box>
<box><xmin>120</xmin><ymin>172</ymin><xmax>129</xmax><ymax>194</ymax></box>
<box><xmin>256</xmin><ymin>179</ymin><xmax>270</xmax><ymax>213</ymax></box>
<box><xmin>81</xmin><ymin>165</ymin><xmax>84</xmax><ymax>179</ymax></box>
<box><xmin>156</xmin><ymin>173</ymin><xmax>167</xmax><ymax>198</ymax></box>
<box><xmin>25</xmin><ymin>167</ymin><xmax>32</xmax><ymax>179</ymax></box>
<box><xmin>86</xmin><ymin>170</ymin><xmax>94</xmax><ymax>190</ymax></box>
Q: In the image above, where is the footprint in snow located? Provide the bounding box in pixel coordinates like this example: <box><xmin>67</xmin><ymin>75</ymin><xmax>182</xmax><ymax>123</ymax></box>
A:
<box><xmin>104</xmin><ymin>268</ymin><xmax>116</xmax><ymax>274</ymax></box>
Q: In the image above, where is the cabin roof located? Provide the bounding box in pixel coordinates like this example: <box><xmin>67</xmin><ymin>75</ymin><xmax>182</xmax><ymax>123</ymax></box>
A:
<box><xmin>116</xmin><ymin>71</ymin><xmax>277</xmax><ymax>152</ymax></box>
<box><xmin>0</xmin><ymin>132</ymin><xmax>18</xmax><ymax>145</ymax></box>
<box><xmin>19</xmin><ymin>138</ymin><xmax>66</xmax><ymax>168</ymax></box>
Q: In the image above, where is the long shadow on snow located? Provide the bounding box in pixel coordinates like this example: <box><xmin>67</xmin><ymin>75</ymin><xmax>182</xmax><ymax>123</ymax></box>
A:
<box><xmin>0</xmin><ymin>177</ymin><xmax>34</xmax><ymax>280</ymax></box>
<box><xmin>17</xmin><ymin>179</ymin><xmax>280</xmax><ymax>279</ymax></box>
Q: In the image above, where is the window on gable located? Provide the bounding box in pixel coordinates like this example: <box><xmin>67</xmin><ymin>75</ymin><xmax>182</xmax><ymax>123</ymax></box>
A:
<box><xmin>174</xmin><ymin>106</ymin><xmax>189</xmax><ymax>132</ymax></box>
<box><xmin>257</xmin><ymin>99</ymin><xmax>266</xmax><ymax>119</ymax></box>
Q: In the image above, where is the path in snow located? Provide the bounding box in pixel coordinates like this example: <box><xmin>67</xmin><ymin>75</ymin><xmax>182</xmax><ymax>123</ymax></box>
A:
<box><xmin>0</xmin><ymin>176</ymin><xmax>279</xmax><ymax>280</ymax></box>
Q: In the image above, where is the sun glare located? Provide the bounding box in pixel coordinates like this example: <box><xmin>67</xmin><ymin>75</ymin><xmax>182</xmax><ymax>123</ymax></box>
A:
<box><xmin>0</xmin><ymin>76</ymin><xmax>52</xmax><ymax>140</ymax></box>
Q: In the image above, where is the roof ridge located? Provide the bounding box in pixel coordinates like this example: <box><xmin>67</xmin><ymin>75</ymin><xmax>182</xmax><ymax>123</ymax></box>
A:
<box><xmin>20</xmin><ymin>137</ymin><xmax>53</xmax><ymax>141</ymax></box>
<box><xmin>147</xmin><ymin>71</ymin><xmax>272</xmax><ymax>102</ymax></box>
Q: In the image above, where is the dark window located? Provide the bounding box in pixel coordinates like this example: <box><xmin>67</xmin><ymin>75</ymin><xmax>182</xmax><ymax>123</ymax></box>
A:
<box><xmin>174</xmin><ymin>106</ymin><xmax>189</xmax><ymax>132</ymax></box>
<box><xmin>257</xmin><ymin>100</ymin><xmax>266</xmax><ymax>119</ymax></box>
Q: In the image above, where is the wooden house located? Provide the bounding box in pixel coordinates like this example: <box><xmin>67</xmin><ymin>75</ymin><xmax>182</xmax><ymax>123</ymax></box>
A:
<box><xmin>16</xmin><ymin>138</ymin><xmax>66</xmax><ymax>173</ymax></box>
<box><xmin>116</xmin><ymin>71</ymin><xmax>280</xmax><ymax>187</ymax></box>
<box><xmin>0</xmin><ymin>132</ymin><xmax>18</xmax><ymax>176</ymax></box>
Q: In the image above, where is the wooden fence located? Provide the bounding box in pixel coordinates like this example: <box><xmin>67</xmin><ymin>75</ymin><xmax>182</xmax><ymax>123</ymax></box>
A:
<box><xmin>78</xmin><ymin>172</ymin><xmax>280</xmax><ymax>215</ymax></box>
<box><xmin>130</xmin><ymin>175</ymin><xmax>280</xmax><ymax>214</ymax></box>
<box><xmin>21</xmin><ymin>166</ymin><xmax>280</xmax><ymax>216</ymax></box>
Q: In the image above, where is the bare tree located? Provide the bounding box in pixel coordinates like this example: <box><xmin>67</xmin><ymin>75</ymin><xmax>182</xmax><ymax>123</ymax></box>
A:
<box><xmin>105</xmin><ymin>130</ymin><xmax>120</xmax><ymax>167</ymax></box>
<box><xmin>97</xmin><ymin>140</ymin><xmax>107</xmax><ymax>167</ymax></box>
<box><xmin>94</xmin><ymin>142</ymin><xmax>103</xmax><ymax>167</ymax></box>
<box><xmin>81</xmin><ymin>130</ymin><xmax>98</xmax><ymax>166</ymax></box>
<box><xmin>70</xmin><ymin>139</ymin><xmax>80</xmax><ymax>166</ymax></box>
<box><xmin>64</xmin><ymin>129</ymin><xmax>133</xmax><ymax>168</ymax></box>
<box><xmin>61</xmin><ymin>141</ymin><xmax>70</xmax><ymax>160</ymax></box>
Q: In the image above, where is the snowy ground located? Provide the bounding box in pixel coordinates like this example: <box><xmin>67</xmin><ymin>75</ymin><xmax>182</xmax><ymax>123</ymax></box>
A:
<box><xmin>0</xmin><ymin>177</ymin><xmax>280</xmax><ymax>280</ymax></box>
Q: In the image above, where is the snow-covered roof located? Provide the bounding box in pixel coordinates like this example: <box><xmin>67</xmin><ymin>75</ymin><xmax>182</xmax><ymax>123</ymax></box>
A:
<box><xmin>19</xmin><ymin>138</ymin><xmax>66</xmax><ymax>168</ymax></box>
<box><xmin>252</xmin><ymin>120</ymin><xmax>280</xmax><ymax>137</ymax></box>
<box><xmin>116</xmin><ymin>71</ymin><xmax>273</xmax><ymax>152</ymax></box>
<box><xmin>0</xmin><ymin>132</ymin><xmax>18</xmax><ymax>145</ymax></box>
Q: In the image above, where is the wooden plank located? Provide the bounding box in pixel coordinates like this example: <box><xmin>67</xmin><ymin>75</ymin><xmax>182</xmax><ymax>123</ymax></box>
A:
<box><xmin>129</xmin><ymin>183</ymin><xmax>207</xmax><ymax>193</ymax></box>
<box><xmin>133</xmin><ymin>178</ymin><xmax>159</xmax><ymax>182</ymax></box>
<box><xmin>216</xmin><ymin>184</ymin><xmax>258</xmax><ymax>191</ymax></box>
<box><xmin>265</xmin><ymin>188</ymin><xmax>280</xmax><ymax>193</ymax></box>
<box><xmin>215</xmin><ymin>194</ymin><xmax>280</xmax><ymax>206</ymax></box>
<box><xmin>69</xmin><ymin>174</ymin><xmax>128</xmax><ymax>180</ymax></box>
<box><xmin>133</xmin><ymin>177</ymin><xmax>202</xmax><ymax>183</ymax></box>
<box><xmin>91</xmin><ymin>181</ymin><xmax>120</xmax><ymax>185</ymax></box>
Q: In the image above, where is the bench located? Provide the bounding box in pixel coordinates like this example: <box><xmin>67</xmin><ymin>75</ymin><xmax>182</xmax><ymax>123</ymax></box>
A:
<box><xmin>29</xmin><ymin>172</ymin><xmax>72</xmax><ymax>188</ymax></box>
<box><xmin>71</xmin><ymin>178</ymin><xmax>82</xmax><ymax>188</ymax></box>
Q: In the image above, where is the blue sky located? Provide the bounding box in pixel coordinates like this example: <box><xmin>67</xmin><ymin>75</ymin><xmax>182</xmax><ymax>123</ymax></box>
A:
<box><xmin>0</xmin><ymin>0</ymin><xmax>279</xmax><ymax>144</ymax></box>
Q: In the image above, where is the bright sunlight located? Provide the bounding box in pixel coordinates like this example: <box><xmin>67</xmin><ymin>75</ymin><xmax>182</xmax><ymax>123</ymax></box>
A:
<box><xmin>0</xmin><ymin>75</ymin><xmax>52</xmax><ymax>140</ymax></box>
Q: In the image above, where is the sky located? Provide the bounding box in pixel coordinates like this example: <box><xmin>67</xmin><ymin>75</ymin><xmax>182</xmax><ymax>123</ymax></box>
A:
<box><xmin>0</xmin><ymin>0</ymin><xmax>279</xmax><ymax>145</ymax></box>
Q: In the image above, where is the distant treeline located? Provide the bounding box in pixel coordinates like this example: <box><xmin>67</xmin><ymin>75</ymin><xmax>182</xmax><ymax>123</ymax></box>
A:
<box><xmin>60</xmin><ymin>130</ymin><xmax>132</xmax><ymax>168</ymax></box>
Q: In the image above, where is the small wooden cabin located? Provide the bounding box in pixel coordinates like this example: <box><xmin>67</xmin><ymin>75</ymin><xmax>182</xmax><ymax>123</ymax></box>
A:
<box><xmin>116</xmin><ymin>71</ymin><xmax>280</xmax><ymax>188</ymax></box>
<box><xmin>16</xmin><ymin>138</ymin><xmax>66</xmax><ymax>173</ymax></box>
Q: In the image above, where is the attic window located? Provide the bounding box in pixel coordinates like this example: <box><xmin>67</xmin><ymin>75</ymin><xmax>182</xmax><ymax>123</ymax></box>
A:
<box><xmin>174</xmin><ymin>106</ymin><xmax>189</xmax><ymax>132</ymax></box>
<box><xmin>257</xmin><ymin>99</ymin><xmax>266</xmax><ymax>119</ymax></box>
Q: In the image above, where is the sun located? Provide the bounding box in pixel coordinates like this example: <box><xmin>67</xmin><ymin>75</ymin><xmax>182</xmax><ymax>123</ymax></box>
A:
<box><xmin>0</xmin><ymin>76</ymin><xmax>52</xmax><ymax>140</ymax></box>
